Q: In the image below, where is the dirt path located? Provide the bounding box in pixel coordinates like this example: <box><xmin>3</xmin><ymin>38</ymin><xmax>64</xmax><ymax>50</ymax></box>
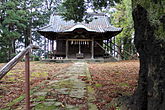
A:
<box><xmin>31</xmin><ymin>62</ymin><xmax>97</xmax><ymax>110</ymax></box>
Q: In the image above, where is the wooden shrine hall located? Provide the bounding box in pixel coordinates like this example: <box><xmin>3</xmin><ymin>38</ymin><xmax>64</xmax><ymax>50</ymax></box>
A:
<box><xmin>38</xmin><ymin>13</ymin><xmax>122</xmax><ymax>60</ymax></box>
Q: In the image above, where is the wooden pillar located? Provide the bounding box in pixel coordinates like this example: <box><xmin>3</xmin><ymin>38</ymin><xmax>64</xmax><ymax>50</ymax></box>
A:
<box><xmin>44</xmin><ymin>37</ymin><xmax>46</xmax><ymax>52</ymax></box>
<box><xmin>107</xmin><ymin>39</ymin><xmax>109</xmax><ymax>53</ymax></box>
<box><xmin>65</xmin><ymin>39</ymin><xmax>68</xmax><ymax>59</ymax></box>
<box><xmin>114</xmin><ymin>37</ymin><xmax>116</xmax><ymax>57</ymax></box>
<box><xmin>105</xmin><ymin>40</ymin><xmax>107</xmax><ymax>51</ymax></box>
<box><xmin>91</xmin><ymin>37</ymin><xmax>94</xmax><ymax>59</ymax></box>
<box><xmin>78</xmin><ymin>42</ymin><xmax>81</xmax><ymax>54</ymax></box>
<box><xmin>47</xmin><ymin>39</ymin><xmax>49</xmax><ymax>52</ymax></box>
<box><xmin>52</xmin><ymin>40</ymin><xmax>54</xmax><ymax>51</ymax></box>
<box><xmin>110</xmin><ymin>40</ymin><xmax>112</xmax><ymax>54</ymax></box>
<box><xmin>49</xmin><ymin>40</ymin><xmax>51</xmax><ymax>52</ymax></box>
<box><xmin>106</xmin><ymin>39</ymin><xmax>108</xmax><ymax>52</ymax></box>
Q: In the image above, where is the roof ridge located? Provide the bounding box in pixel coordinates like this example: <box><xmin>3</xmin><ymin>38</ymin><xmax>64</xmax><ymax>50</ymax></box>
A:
<box><xmin>52</xmin><ymin>12</ymin><xmax>106</xmax><ymax>16</ymax></box>
<box><xmin>38</xmin><ymin>25</ymin><xmax>52</xmax><ymax>30</ymax></box>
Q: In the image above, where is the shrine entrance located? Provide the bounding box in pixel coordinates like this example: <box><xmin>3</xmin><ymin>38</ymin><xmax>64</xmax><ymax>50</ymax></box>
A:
<box><xmin>67</xmin><ymin>39</ymin><xmax>93</xmax><ymax>59</ymax></box>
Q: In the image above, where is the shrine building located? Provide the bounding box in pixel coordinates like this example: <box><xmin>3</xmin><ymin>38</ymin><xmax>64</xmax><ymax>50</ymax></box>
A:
<box><xmin>38</xmin><ymin>13</ymin><xmax>122</xmax><ymax>60</ymax></box>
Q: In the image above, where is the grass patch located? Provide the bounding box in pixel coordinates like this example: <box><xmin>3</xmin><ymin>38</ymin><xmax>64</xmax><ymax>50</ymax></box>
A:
<box><xmin>0</xmin><ymin>95</ymin><xmax>4</xmax><ymax>98</ymax></box>
<box><xmin>52</xmin><ymin>80</ymin><xmax>74</xmax><ymax>89</ymax></box>
<box><xmin>33</xmin><ymin>103</ymin><xmax>57</xmax><ymax>110</ymax></box>
<box><xmin>119</xmin><ymin>83</ymin><xmax>129</xmax><ymax>87</ymax></box>
<box><xmin>5</xmin><ymin>83</ymin><xmax>45</xmax><ymax>109</ymax></box>
<box><xmin>7</xmin><ymin>95</ymin><xmax>25</xmax><ymax>107</ymax></box>
<box><xmin>32</xmin><ymin>96</ymin><xmax>46</xmax><ymax>102</ymax></box>
<box><xmin>31</xmin><ymin>72</ymin><xmax>48</xmax><ymax>78</ymax></box>
<box><xmin>95</xmin><ymin>83</ymin><xmax>102</xmax><ymax>88</ymax></box>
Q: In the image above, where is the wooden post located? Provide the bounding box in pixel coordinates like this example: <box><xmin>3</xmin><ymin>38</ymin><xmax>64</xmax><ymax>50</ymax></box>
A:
<box><xmin>114</xmin><ymin>37</ymin><xmax>116</xmax><ymax>57</ymax></box>
<box><xmin>52</xmin><ymin>40</ymin><xmax>54</xmax><ymax>52</ymax></box>
<box><xmin>44</xmin><ymin>38</ymin><xmax>46</xmax><ymax>52</ymax></box>
<box><xmin>91</xmin><ymin>37</ymin><xmax>94</xmax><ymax>59</ymax></box>
<box><xmin>107</xmin><ymin>39</ymin><xmax>109</xmax><ymax>53</ymax></box>
<box><xmin>78</xmin><ymin>42</ymin><xmax>81</xmax><ymax>54</ymax></box>
<box><xmin>48</xmin><ymin>40</ymin><xmax>50</xmax><ymax>52</ymax></box>
<box><xmin>110</xmin><ymin>40</ymin><xmax>112</xmax><ymax>54</ymax></box>
<box><xmin>106</xmin><ymin>40</ymin><xmax>108</xmax><ymax>52</ymax></box>
<box><xmin>66</xmin><ymin>40</ymin><xmax>68</xmax><ymax>59</ymax></box>
<box><xmin>25</xmin><ymin>52</ymin><xmax>30</xmax><ymax>110</ymax></box>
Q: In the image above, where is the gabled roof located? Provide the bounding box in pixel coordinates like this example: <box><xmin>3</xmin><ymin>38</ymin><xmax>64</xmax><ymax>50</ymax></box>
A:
<box><xmin>38</xmin><ymin>13</ymin><xmax>122</xmax><ymax>35</ymax></box>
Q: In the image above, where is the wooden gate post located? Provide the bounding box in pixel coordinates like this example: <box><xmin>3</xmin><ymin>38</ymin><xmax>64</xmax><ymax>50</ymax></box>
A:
<box><xmin>25</xmin><ymin>52</ymin><xmax>30</xmax><ymax>110</ymax></box>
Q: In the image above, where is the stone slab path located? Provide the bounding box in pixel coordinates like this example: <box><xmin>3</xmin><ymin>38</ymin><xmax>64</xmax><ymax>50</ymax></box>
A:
<box><xmin>32</xmin><ymin>62</ymin><xmax>98</xmax><ymax>110</ymax></box>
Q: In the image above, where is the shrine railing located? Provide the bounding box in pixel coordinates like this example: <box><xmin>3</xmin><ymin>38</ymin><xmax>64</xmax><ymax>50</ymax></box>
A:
<box><xmin>0</xmin><ymin>44</ymin><xmax>39</xmax><ymax>110</ymax></box>
<box><xmin>95</xmin><ymin>41</ymin><xmax>136</xmax><ymax>60</ymax></box>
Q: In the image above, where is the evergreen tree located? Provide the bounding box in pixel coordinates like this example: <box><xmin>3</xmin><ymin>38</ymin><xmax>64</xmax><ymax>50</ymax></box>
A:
<box><xmin>110</xmin><ymin>0</ymin><xmax>135</xmax><ymax>59</ymax></box>
<box><xmin>0</xmin><ymin>0</ymin><xmax>61</xmax><ymax>62</ymax></box>
<box><xmin>0</xmin><ymin>0</ymin><xmax>26</xmax><ymax>61</ymax></box>
<box><xmin>61</xmin><ymin>0</ymin><xmax>120</xmax><ymax>22</ymax></box>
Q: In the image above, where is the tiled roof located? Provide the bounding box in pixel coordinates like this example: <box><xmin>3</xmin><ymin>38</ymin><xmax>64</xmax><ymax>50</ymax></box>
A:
<box><xmin>38</xmin><ymin>13</ymin><xmax>122</xmax><ymax>33</ymax></box>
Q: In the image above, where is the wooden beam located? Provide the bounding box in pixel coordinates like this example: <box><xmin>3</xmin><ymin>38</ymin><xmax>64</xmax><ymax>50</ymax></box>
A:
<box><xmin>108</xmin><ymin>41</ymin><xmax>133</xmax><ymax>57</ymax></box>
<box><xmin>95</xmin><ymin>41</ymin><xmax>109</xmax><ymax>54</ymax></box>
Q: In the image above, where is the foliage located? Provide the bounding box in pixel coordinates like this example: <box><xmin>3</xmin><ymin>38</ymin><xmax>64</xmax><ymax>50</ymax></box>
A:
<box><xmin>132</xmin><ymin>0</ymin><xmax>165</xmax><ymax>41</ymax></box>
<box><xmin>0</xmin><ymin>0</ymin><xmax>61</xmax><ymax>62</ymax></box>
<box><xmin>61</xmin><ymin>0</ymin><xmax>121</xmax><ymax>22</ymax></box>
<box><xmin>30</xmin><ymin>55</ymin><xmax>40</xmax><ymax>61</ymax></box>
<box><xmin>110</xmin><ymin>0</ymin><xmax>135</xmax><ymax>59</ymax></box>
<box><xmin>61</xmin><ymin>0</ymin><xmax>86</xmax><ymax>22</ymax></box>
<box><xmin>34</xmin><ymin>56</ymin><xmax>40</xmax><ymax>61</ymax></box>
<box><xmin>0</xmin><ymin>0</ymin><xmax>26</xmax><ymax>62</ymax></box>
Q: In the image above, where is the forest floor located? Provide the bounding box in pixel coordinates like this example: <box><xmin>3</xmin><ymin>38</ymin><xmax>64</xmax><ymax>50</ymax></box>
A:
<box><xmin>0</xmin><ymin>60</ymin><xmax>139</xmax><ymax>110</ymax></box>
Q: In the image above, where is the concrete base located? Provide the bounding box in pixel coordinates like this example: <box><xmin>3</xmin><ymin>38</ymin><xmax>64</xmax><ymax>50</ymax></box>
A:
<box><xmin>42</xmin><ymin>57</ymin><xmax>118</xmax><ymax>63</ymax></box>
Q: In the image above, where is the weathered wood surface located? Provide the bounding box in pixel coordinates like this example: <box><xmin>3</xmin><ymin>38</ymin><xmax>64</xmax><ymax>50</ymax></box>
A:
<box><xmin>25</xmin><ymin>52</ymin><xmax>30</xmax><ymax>110</ymax></box>
<box><xmin>95</xmin><ymin>41</ymin><xmax>110</xmax><ymax>54</ymax></box>
<box><xmin>0</xmin><ymin>45</ymin><xmax>39</xmax><ymax>80</ymax></box>
<box><xmin>65</xmin><ymin>40</ymin><xmax>68</xmax><ymax>59</ymax></box>
<box><xmin>91</xmin><ymin>37</ymin><xmax>94</xmax><ymax>59</ymax></box>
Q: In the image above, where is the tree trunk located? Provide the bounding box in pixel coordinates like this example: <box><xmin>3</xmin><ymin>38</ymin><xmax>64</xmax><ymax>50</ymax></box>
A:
<box><xmin>12</xmin><ymin>39</ymin><xmax>15</xmax><ymax>54</ymax></box>
<box><xmin>25</xmin><ymin>18</ymin><xmax>32</xmax><ymax>47</ymax></box>
<box><xmin>131</xmin><ymin>1</ymin><xmax>165</xmax><ymax>110</ymax></box>
<box><xmin>24</xmin><ymin>27</ymin><xmax>32</xmax><ymax>47</ymax></box>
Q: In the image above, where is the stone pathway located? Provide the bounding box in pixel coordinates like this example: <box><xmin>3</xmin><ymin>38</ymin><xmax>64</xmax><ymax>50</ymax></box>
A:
<box><xmin>32</xmin><ymin>62</ymin><xmax>97</xmax><ymax>110</ymax></box>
